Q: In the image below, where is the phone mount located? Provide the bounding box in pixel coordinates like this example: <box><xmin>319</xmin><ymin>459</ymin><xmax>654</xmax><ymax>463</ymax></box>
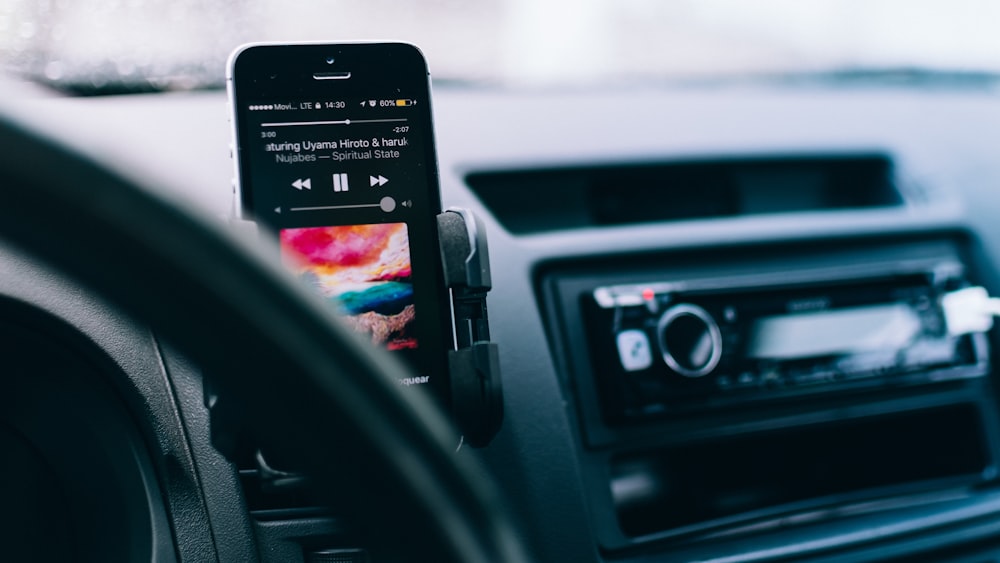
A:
<box><xmin>208</xmin><ymin>208</ymin><xmax>503</xmax><ymax>482</ymax></box>
<box><xmin>437</xmin><ymin>207</ymin><xmax>503</xmax><ymax>448</ymax></box>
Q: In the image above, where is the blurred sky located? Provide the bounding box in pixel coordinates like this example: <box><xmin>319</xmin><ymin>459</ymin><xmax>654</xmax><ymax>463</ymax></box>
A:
<box><xmin>2</xmin><ymin>0</ymin><xmax>999</xmax><ymax>88</ymax></box>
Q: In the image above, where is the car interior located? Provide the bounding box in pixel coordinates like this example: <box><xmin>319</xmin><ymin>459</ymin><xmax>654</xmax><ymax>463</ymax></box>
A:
<box><xmin>3</xmin><ymin>2</ymin><xmax>1000</xmax><ymax>562</ymax></box>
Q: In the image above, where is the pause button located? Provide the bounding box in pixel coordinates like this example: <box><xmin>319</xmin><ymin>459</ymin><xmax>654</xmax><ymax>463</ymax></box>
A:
<box><xmin>333</xmin><ymin>173</ymin><xmax>349</xmax><ymax>192</ymax></box>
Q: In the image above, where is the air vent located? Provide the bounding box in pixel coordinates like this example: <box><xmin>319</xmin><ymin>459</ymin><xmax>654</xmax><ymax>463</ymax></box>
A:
<box><xmin>236</xmin><ymin>449</ymin><xmax>328</xmax><ymax>520</ymax></box>
<box><xmin>465</xmin><ymin>154</ymin><xmax>903</xmax><ymax>234</ymax></box>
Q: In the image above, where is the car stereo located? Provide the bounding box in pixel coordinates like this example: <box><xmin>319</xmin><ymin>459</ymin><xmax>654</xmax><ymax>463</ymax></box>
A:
<box><xmin>575</xmin><ymin>250</ymin><xmax>990</xmax><ymax>424</ymax></box>
<box><xmin>544</xmin><ymin>236</ymin><xmax>990</xmax><ymax>434</ymax></box>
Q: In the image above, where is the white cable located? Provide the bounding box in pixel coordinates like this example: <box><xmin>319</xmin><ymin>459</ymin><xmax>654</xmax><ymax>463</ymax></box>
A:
<box><xmin>941</xmin><ymin>286</ymin><xmax>999</xmax><ymax>336</ymax></box>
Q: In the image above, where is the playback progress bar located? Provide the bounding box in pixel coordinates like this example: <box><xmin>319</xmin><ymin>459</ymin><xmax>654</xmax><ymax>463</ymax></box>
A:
<box><xmin>260</xmin><ymin>118</ymin><xmax>408</xmax><ymax>128</ymax></box>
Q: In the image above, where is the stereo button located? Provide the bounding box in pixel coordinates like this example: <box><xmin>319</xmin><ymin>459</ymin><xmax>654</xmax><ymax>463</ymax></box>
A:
<box><xmin>616</xmin><ymin>330</ymin><xmax>654</xmax><ymax>372</ymax></box>
<box><xmin>657</xmin><ymin>304</ymin><xmax>723</xmax><ymax>378</ymax></box>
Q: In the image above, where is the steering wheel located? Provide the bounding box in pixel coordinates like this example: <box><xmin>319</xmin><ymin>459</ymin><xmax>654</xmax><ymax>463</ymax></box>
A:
<box><xmin>0</xmin><ymin>101</ymin><xmax>528</xmax><ymax>562</ymax></box>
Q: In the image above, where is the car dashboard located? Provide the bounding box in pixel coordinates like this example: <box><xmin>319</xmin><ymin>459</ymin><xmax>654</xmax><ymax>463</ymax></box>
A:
<box><xmin>6</xmin><ymin>81</ymin><xmax>1000</xmax><ymax>562</ymax></box>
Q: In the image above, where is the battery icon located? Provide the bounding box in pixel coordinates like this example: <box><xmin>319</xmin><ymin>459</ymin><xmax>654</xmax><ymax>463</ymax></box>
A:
<box><xmin>395</xmin><ymin>99</ymin><xmax>416</xmax><ymax>107</ymax></box>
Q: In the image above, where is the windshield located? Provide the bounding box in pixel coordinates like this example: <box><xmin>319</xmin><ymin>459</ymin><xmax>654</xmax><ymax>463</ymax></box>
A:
<box><xmin>3</xmin><ymin>0</ymin><xmax>999</xmax><ymax>93</ymax></box>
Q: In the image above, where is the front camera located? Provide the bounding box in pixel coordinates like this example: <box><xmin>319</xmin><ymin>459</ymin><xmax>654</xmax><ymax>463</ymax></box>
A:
<box><xmin>325</xmin><ymin>57</ymin><xmax>335</xmax><ymax>65</ymax></box>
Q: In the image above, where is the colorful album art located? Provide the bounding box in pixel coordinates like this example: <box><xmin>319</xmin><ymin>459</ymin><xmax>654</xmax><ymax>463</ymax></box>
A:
<box><xmin>280</xmin><ymin>222</ymin><xmax>417</xmax><ymax>350</ymax></box>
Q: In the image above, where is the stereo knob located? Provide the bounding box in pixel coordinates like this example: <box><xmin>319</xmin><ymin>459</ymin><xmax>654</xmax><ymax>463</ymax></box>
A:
<box><xmin>656</xmin><ymin>303</ymin><xmax>722</xmax><ymax>378</ymax></box>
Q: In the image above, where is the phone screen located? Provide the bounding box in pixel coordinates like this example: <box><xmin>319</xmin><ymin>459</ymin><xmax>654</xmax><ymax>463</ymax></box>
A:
<box><xmin>229</xmin><ymin>43</ymin><xmax>452</xmax><ymax>406</ymax></box>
